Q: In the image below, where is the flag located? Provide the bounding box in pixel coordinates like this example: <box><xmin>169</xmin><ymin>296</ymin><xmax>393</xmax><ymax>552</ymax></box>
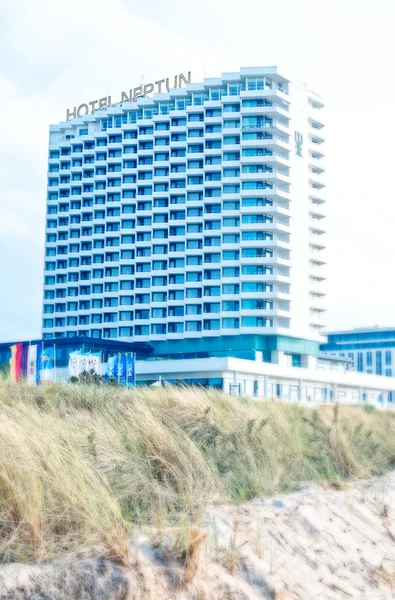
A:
<box><xmin>9</xmin><ymin>343</ymin><xmax>23</xmax><ymax>382</ymax></box>
<box><xmin>27</xmin><ymin>345</ymin><xmax>38</xmax><ymax>385</ymax></box>
<box><xmin>40</xmin><ymin>347</ymin><xmax>54</xmax><ymax>382</ymax></box>
<box><xmin>41</xmin><ymin>347</ymin><xmax>54</xmax><ymax>369</ymax></box>
<box><xmin>79</xmin><ymin>354</ymin><xmax>88</xmax><ymax>374</ymax></box>
<box><xmin>105</xmin><ymin>355</ymin><xmax>117</xmax><ymax>380</ymax></box>
<box><xmin>68</xmin><ymin>351</ymin><xmax>82</xmax><ymax>377</ymax></box>
<box><xmin>87</xmin><ymin>352</ymin><xmax>101</xmax><ymax>374</ymax></box>
<box><xmin>116</xmin><ymin>354</ymin><xmax>126</xmax><ymax>383</ymax></box>
<box><xmin>21</xmin><ymin>345</ymin><xmax>29</xmax><ymax>379</ymax></box>
<box><xmin>36</xmin><ymin>343</ymin><xmax>42</xmax><ymax>384</ymax></box>
<box><xmin>126</xmin><ymin>353</ymin><xmax>135</xmax><ymax>387</ymax></box>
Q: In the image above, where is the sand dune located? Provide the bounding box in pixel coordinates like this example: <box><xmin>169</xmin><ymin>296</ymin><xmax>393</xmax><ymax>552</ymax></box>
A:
<box><xmin>3</xmin><ymin>473</ymin><xmax>395</xmax><ymax>598</ymax></box>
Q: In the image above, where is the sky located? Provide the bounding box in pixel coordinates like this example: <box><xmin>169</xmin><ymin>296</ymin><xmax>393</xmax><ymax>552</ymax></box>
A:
<box><xmin>1</xmin><ymin>0</ymin><xmax>395</xmax><ymax>341</ymax></box>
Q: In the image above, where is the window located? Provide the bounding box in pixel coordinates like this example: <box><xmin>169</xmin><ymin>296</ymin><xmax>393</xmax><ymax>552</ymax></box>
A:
<box><xmin>169</xmin><ymin>258</ymin><xmax>184</xmax><ymax>270</ymax></box>
<box><xmin>222</xmin><ymin>250</ymin><xmax>239</xmax><ymax>261</ymax></box>
<box><xmin>188</xmin><ymin>113</ymin><xmax>204</xmax><ymax>122</ymax></box>
<box><xmin>187</xmin><ymin>223</ymin><xmax>203</xmax><ymax>233</ymax></box>
<box><xmin>169</xmin><ymin>242</ymin><xmax>185</xmax><ymax>252</ymax></box>
<box><xmin>151</xmin><ymin>292</ymin><xmax>167</xmax><ymax>302</ymax></box>
<box><xmin>204</xmin><ymin>286</ymin><xmax>220</xmax><ymax>297</ymax></box>
<box><xmin>223</xmin><ymin>217</ymin><xmax>240</xmax><ymax>227</ymax></box>
<box><xmin>152</xmin><ymin>276</ymin><xmax>167</xmax><ymax>286</ymax></box>
<box><xmin>385</xmin><ymin>350</ymin><xmax>392</xmax><ymax>366</ymax></box>
<box><xmin>168</xmin><ymin>322</ymin><xmax>184</xmax><ymax>333</ymax></box>
<box><xmin>186</xmin><ymin>271</ymin><xmax>202</xmax><ymax>282</ymax></box>
<box><xmin>223</xmin><ymin>102</ymin><xmax>240</xmax><ymax>111</ymax></box>
<box><xmin>151</xmin><ymin>324</ymin><xmax>166</xmax><ymax>334</ymax></box>
<box><xmin>187</xmin><ymin>207</ymin><xmax>203</xmax><ymax>217</ymax></box>
<box><xmin>152</xmin><ymin>308</ymin><xmax>167</xmax><ymax>318</ymax></box>
<box><xmin>223</xmin><ymin>284</ymin><xmax>239</xmax><ymax>294</ymax></box>
<box><xmin>223</xmin><ymin>201</ymin><xmax>240</xmax><ymax>210</ymax></box>
<box><xmin>222</xmin><ymin>318</ymin><xmax>239</xmax><ymax>329</ymax></box>
<box><xmin>185</xmin><ymin>321</ymin><xmax>202</xmax><ymax>332</ymax></box>
<box><xmin>134</xmin><ymin>325</ymin><xmax>149</xmax><ymax>336</ymax></box>
<box><xmin>203</xmin><ymin>319</ymin><xmax>220</xmax><ymax>331</ymax></box>
<box><xmin>135</xmin><ymin>294</ymin><xmax>150</xmax><ymax>304</ymax></box>
<box><xmin>186</xmin><ymin>289</ymin><xmax>202</xmax><ymax>299</ymax></box>
<box><xmin>223</xmin><ymin>135</ymin><xmax>240</xmax><ymax>145</ymax></box>
<box><xmin>242</xmin><ymin>248</ymin><xmax>272</xmax><ymax>258</ymax></box>
<box><xmin>376</xmin><ymin>351</ymin><xmax>382</xmax><ymax>375</ymax></box>
<box><xmin>203</xmin><ymin>302</ymin><xmax>220</xmax><ymax>313</ymax></box>
<box><xmin>168</xmin><ymin>289</ymin><xmax>185</xmax><ymax>300</ymax></box>
<box><xmin>168</xmin><ymin>306</ymin><xmax>184</xmax><ymax>317</ymax></box>
<box><xmin>242</xmin><ymin>214</ymin><xmax>273</xmax><ymax>224</ymax></box>
<box><xmin>242</xmin><ymin>299</ymin><xmax>273</xmax><ymax>310</ymax></box>
<box><xmin>223</xmin><ymin>120</ymin><xmax>240</xmax><ymax>129</ymax></box>
<box><xmin>242</xmin><ymin>231</ymin><xmax>272</xmax><ymax>241</ymax></box>
<box><xmin>222</xmin><ymin>267</ymin><xmax>239</xmax><ymax>277</ymax></box>
<box><xmin>169</xmin><ymin>274</ymin><xmax>185</xmax><ymax>284</ymax></box>
<box><xmin>241</xmin><ymin>317</ymin><xmax>273</xmax><ymax>328</ymax></box>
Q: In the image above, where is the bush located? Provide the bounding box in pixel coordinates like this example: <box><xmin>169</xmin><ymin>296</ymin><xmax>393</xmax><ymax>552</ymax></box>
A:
<box><xmin>69</xmin><ymin>369</ymin><xmax>121</xmax><ymax>386</ymax></box>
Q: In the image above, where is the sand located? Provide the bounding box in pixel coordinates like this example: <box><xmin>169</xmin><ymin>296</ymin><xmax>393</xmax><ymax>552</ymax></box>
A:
<box><xmin>3</xmin><ymin>474</ymin><xmax>395</xmax><ymax>598</ymax></box>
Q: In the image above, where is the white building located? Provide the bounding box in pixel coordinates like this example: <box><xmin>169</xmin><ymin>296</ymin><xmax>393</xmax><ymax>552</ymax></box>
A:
<box><xmin>321</xmin><ymin>327</ymin><xmax>395</xmax><ymax>377</ymax></box>
<box><xmin>43</xmin><ymin>66</ymin><xmax>327</xmax><ymax>369</ymax></box>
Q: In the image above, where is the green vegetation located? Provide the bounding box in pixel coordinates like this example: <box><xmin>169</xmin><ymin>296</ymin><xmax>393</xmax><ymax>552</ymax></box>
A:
<box><xmin>0</xmin><ymin>381</ymin><xmax>395</xmax><ymax>564</ymax></box>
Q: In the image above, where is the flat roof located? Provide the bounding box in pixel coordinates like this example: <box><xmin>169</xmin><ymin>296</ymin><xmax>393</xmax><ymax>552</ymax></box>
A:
<box><xmin>318</xmin><ymin>353</ymin><xmax>353</xmax><ymax>364</ymax></box>
<box><xmin>325</xmin><ymin>326</ymin><xmax>395</xmax><ymax>335</ymax></box>
<box><xmin>0</xmin><ymin>336</ymin><xmax>152</xmax><ymax>351</ymax></box>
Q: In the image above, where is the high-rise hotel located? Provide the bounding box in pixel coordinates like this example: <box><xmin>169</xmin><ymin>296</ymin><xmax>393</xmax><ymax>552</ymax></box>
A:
<box><xmin>43</xmin><ymin>67</ymin><xmax>327</xmax><ymax>368</ymax></box>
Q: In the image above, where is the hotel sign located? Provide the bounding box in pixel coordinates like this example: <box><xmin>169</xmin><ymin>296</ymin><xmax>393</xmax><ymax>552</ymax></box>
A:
<box><xmin>66</xmin><ymin>72</ymin><xmax>192</xmax><ymax>121</ymax></box>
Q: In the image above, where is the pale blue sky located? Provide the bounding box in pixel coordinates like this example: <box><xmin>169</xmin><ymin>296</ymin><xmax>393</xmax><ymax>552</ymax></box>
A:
<box><xmin>1</xmin><ymin>0</ymin><xmax>395</xmax><ymax>341</ymax></box>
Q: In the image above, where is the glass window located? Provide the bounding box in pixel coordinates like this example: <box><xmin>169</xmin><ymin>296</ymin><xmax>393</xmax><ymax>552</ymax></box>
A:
<box><xmin>185</xmin><ymin>321</ymin><xmax>202</xmax><ymax>332</ymax></box>
<box><xmin>376</xmin><ymin>351</ymin><xmax>382</xmax><ymax>375</ymax></box>
<box><xmin>222</xmin><ymin>318</ymin><xmax>239</xmax><ymax>329</ymax></box>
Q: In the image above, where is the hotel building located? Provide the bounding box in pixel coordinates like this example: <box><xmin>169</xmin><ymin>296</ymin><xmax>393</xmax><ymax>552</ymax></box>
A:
<box><xmin>43</xmin><ymin>66</ymin><xmax>327</xmax><ymax>371</ymax></box>
<box><xmin>321</xmin><ymin>327</ymin><xmax>395</xmax><ymax>377</ymax></box>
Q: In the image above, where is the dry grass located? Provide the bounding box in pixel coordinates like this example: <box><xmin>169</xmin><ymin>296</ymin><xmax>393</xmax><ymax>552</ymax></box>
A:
<box><xmin>0</xmin><ymin>381</ymin><xmax>395</xmax><ymax>565</ymax></box>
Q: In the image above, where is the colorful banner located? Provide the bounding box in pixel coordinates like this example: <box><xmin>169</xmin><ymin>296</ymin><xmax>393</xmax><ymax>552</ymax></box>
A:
<box><xmin>126</xmin><ymin>353</ymin><xmax>135</xmax><ymax>387</ymax></box>
<box><xmin>41</xmin><ymin>347</ymin><xmax>54</xmax><ymax>370</ymax></box>
<box><xmin>104</xmin><ymin>353</ymin><xmax>135</xmax><ymax>386</ymax></box>
<box><xmin>21</xmin><ymin>345</ymin><xmax>29</xmax><ymax>379</ymax></box>
<box><xmin>116</xmin><ymin>354</ymin><xmax>126</xmax><ymax>383</ymax></box>
<box><xmin>87</xmin><ymin>353</ymin><xmax>101</xmax><ymax>374</ymax></box>
<box><xmin>40</xmin><ymin>347</ymin><xmax>54</xmax><ymax>382</ymax></box>
<box><xmin>105</xmin><ymin>355</ymin><xmax>117</xmax><ymax>380</ymax></box>
<box><xmin>68</xmin><ymin>351</ymin><xmax>101</xmax><ymax>377</ymax></box>
<box><xmin>68</xmin><ymin>351</ymin><xmax>82</xmax><ymax>377</ymax></box>
<box><xmin>27</xmin><ymin>345</ymin><xmax>38</xmax><ymax>385</ymax></box>
<box><xmin>36</xmin><ymin>344</ymin><xmax>42</xmax><ymax>384</ymax></box>
<box><xmin>9</xmin><ymin>343</ymin><xmax>23</xmax><ymax>382</ymax></box>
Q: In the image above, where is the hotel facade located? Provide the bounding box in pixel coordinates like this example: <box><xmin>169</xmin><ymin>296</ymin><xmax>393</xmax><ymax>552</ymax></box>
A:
<box><xmin>43</xmin><ymin>66</ymin><xmax>326</xmax><ymax>366</ymax></box>
<box><xmin>40</xmin><ymin>66</ymin><xmax>395</xmax><ymax>405</ymax></box>
<box><xmin>321</xmin><ymin>327</ymin><xmax>395</xmax><ymax>377</ymax></box>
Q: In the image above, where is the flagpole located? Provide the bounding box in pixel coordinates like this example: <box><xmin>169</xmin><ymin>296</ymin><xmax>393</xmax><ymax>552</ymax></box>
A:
<box><xmin>53</xmin><ymin>343</ymin><xmax>56</xmax><ymax>383</ymax></box>
<box><xmin>41</xmin><ymin>339</ymin><xmax>44</xmax><ymax>385</ymax></box>
<box><xmin>118</xmin><ymin>352</ymin><xmax>120</xmax><ymax>384</ymax></box>
<box><xmin>126</xmin><ymin>353</ymin><xmax>129</xmax><ymax>387</ymax></box>
<box><xmin>27</xmin><ymin>340</ymin><xmax>32</xmax><ymax>384</ymax></box>
<box><xmin>134</xmin><ymin>352</ymin><xmax>136</xmax><ymax>388</ymax></box>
